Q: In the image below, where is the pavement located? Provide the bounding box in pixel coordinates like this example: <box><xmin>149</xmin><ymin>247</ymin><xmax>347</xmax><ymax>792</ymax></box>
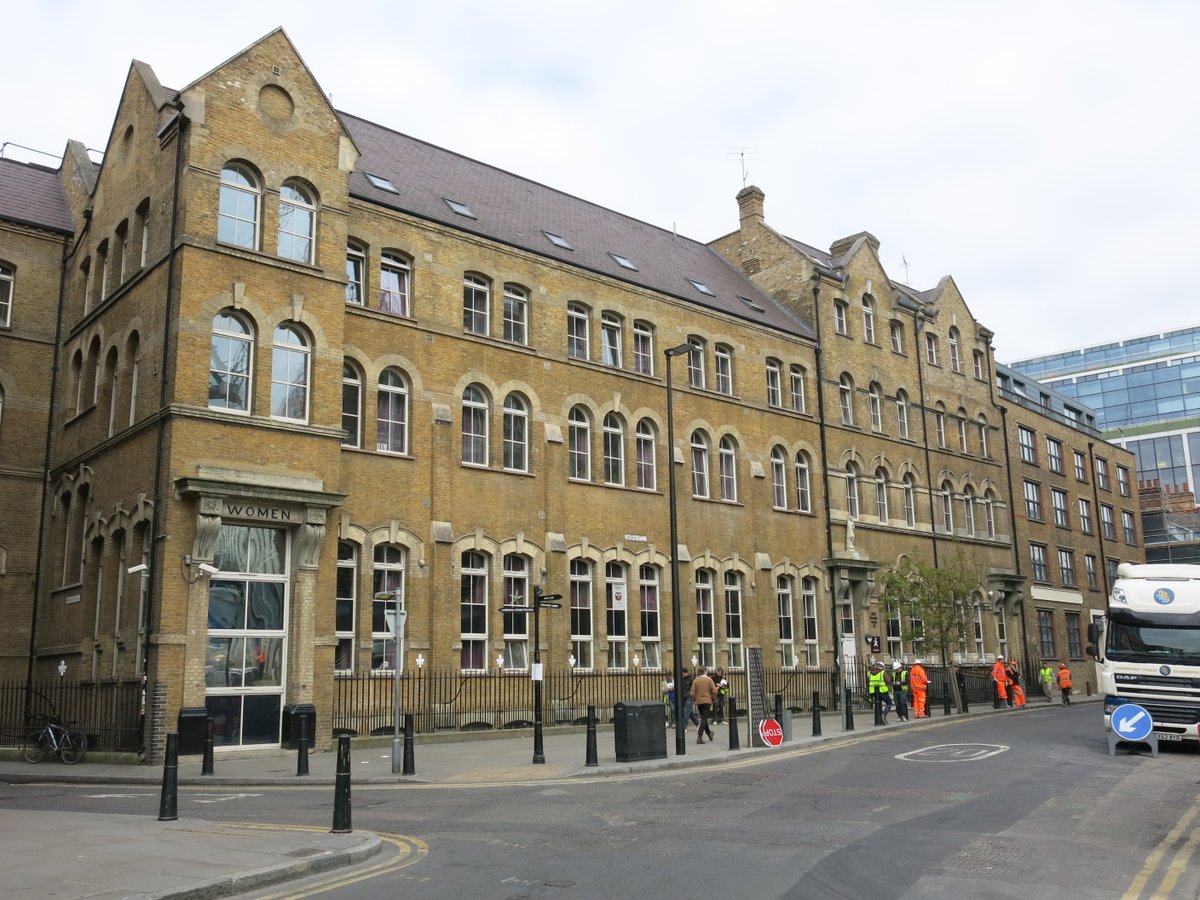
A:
<box><xmin>0</xmin><ymin>696</ymin><xmax>1088</xmax><ymax>899</ymax></box>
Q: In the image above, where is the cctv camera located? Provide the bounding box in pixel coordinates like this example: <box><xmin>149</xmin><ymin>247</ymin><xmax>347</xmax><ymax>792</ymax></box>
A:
<box><xmin>198</xmin><ymin>562</ymin><xmax>220</xmax><ymax>575</ymax></box>
<box><xmin>127</xmin><ymin>563</ymin><xmax>149</xmax><ymax>575</ymax></box>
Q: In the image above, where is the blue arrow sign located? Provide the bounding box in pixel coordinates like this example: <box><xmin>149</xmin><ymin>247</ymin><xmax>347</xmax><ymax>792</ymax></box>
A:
<box><xmin>1112</xmin><ymin>704</ymin><xmax>1153</xmax><ymax>741</ymax></box>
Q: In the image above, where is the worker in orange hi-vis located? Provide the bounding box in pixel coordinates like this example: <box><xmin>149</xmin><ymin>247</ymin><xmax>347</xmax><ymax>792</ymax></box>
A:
<box><xmin>909</xmin><ymin>659</ymin><xmax>929</xmax><ymax>718</ymax></box>
<box><xmin>991</xmin><ymin>655</ymin><xmax>1010</xmax><ymax>705</ymax></box>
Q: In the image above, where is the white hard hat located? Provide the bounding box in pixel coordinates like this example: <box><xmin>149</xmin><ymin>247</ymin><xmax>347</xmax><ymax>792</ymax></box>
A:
<box><xmin>892</xmin><ymin>661</ymin><xmax>902</xmax><ymax>670</ymax></box>
<box><xmin>914</xmin><ymin>659</ymin><xmax>923</xmax><ymax>665</ymax></box>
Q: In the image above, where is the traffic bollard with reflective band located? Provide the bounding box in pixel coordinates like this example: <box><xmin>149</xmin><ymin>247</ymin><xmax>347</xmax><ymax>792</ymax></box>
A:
<box><xmin>296</xmin><ymin>713</ymin><xmax>309</xmax><ymax>776</ymax></box>
<box><xmin>812</xmin><ymin>690</ymin><xmax>822</xmax><ymax>737</ymax></box>
<box><xmin>402</xmin><ymin>713</ymin><xmax>415</xmax><ymax>776</ymax></box>
<box><xmin>331</xmin><ymin>733</ymin><xmax>352</xmax><ymax>834</ymax></box>
<box><xmin>844</xmin><ymin>688</ymin><xmax>855</xmax><ymax>731</ymax></box>
<box><xmin>585</xmin><ymin>705</ymin><xmax>598</xmax><ymax>767</ymax></box>
<box><xmin>158</xmin><ymin>732</ymin><xmax>179</xmax><ymax>822</ymax></box>
<box><xmin>201</xmin><ymin>718</ymin><xmax>214</xmax><ymax>776</ymax></box>
<box><xmin>727</xmin><ymin>696</ymin><xmax>740</xmax><ymax>750</ymax></box>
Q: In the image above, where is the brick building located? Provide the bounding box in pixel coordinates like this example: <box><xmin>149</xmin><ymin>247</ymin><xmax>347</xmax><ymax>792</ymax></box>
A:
<box><xmin>0</xmin><ymin>29</ymin><xmax>1141</xmax><ymax>753</ymax></box>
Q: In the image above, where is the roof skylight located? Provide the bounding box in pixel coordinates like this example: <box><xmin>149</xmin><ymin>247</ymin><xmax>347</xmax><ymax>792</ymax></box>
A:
<box><xmin>610</xmin><ymin>252</ymin><xmax>638</xmax><ymax>271</ymax></box>
<box><xmin>544</xmin><ymin>231</ymin><xmax>574</xmax><ymax>250</ymax></box>
<box><xmin>366</xmin><ymin>173</ymin><xmax>399</xmax><ymax>194</ymax></box>
<box><xmin>688</xmin><ymin>279</ymin><xmax>716</xmax><ymax>297</ymax></box>
<box><xmin>444</xmin><ymin>198</ymin><xmax>476</xmax><ymax>218</ymax></box>
<box><xmin>738</xmin><ymin>294</ymin><xmax>766</xmax><ymax>312</ymax></box>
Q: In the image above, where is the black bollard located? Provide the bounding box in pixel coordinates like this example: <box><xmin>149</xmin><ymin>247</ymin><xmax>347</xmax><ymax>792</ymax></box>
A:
<box><xmin>774</xmin><ymin>693</ymin><xmax>783</xmax><ymax>723</ymax></box>
<box><xmin>873</xmin><ymin>692</ymin><xmax>884</xmax><ymax>726</ymax></box>
<box><xmin>844</xmin><ymin>688</ymin><xmax>855</xmax><ymax>731</ymax></box>
<box><xmin>585</xmin><ymin>705</ymin><xmax>598</xmax><ymax>767</ymax></box>
<box><xmin>201</xmin><ymin>717</ymin><xmax>214</xmax><ymax>777</ymax></box>
<box><xmin>943</xmin><ymin>686</ymin><xmax>952</xmax><ymax>717</ymax></box>
<box><xmin>296</xmin><ymin>712</ymin><xmax>309</xmax><ymax>776</ymax></box>
<box><xmin>960</xmin><ymin>687</ymin><xmax>970</xmax><ymax>714</ymax></box>
<box><xmin>331</xmin><ymin>733</ymin><xmax>352</xmax><ymax>834</ymax></box>
<box><xmin>402</xmin><ymin>713</ymin><xmax>415</xmax><ymax>776</ymax></box>
<box><xmin>158</xmin><ymin>732</ymin><xmax>179</xmax><ymax>822</ymax></box>
<box><xmin>994</xmin><ymin>682</ymin><xmax>1003</xmax><ymax>710</ymax></box>
<box><xmin>727</xmin><ymin>696</ymin><xmax>740</xmax><ymax>750</ymax></box>
<box><xmin>812</xmin><ymin>690</ymin><xmax>822</xmax><ymax>737</ymax></box>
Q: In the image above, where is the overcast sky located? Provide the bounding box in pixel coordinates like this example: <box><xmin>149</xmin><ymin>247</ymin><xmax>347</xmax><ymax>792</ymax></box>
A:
<box><xmin>4</xmin><ymin>1</ymin><xmax>1197</xmax><ymax>363</ymax></box>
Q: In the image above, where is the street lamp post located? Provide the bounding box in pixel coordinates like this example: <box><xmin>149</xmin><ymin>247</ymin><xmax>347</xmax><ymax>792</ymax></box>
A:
<box><xmin>378</xmin><ymin>590</ymin><xmax>408</xmax><ymax>775</ymax></box>
<box><xmin>665</xmin><ymin>341</ymin><xmax>693</xmax><ymax>757</ymax></box>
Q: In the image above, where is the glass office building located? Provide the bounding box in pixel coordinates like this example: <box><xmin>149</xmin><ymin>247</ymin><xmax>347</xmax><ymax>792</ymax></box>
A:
<box><xmin>1008</xmin><ymin>324</ymin><xmax>1200</xmax><ymax>562</ymax></box>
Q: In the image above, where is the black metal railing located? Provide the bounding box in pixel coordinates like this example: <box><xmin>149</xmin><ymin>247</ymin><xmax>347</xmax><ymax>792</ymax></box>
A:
<box><xmin>0</xmin><ymin>678</ymin><xmax>143</xmax><ymax>753</ymax></box>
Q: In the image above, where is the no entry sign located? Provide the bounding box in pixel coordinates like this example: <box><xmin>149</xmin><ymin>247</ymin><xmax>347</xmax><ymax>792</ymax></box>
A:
<box><xmin>759</xmin><ymin>717</ymin><xmax>784</xmax><ymax>747</ymax></box>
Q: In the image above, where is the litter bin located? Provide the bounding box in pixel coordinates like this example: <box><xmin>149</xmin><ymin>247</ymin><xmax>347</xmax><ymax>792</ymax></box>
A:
<box><xmin>780</xmin><ymin>709</ymin><xmax>793</xmax><ymax>742</ymax></box>
<box><xmin>613</xmin><ymin>700</ymin><xmax>667</xmax><ymax>761</ymax></box>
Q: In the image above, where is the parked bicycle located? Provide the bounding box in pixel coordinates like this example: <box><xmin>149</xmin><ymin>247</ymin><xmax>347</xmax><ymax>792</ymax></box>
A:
<box><xmin>23</xmin><ymin>716</ymin><xmax>87</xmax><ymax>764</ymax></box>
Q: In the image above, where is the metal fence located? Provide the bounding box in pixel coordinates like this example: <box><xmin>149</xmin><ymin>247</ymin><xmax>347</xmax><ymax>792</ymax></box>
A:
<box><xmin>330</xmin><ymin>663</ymin><xmax>1004</xmax><ymax>736</ymax></box>
<box><xmin>0</xmin><ymin>678</ymin><xmax>144</xmax><ymax>753</ymax></box>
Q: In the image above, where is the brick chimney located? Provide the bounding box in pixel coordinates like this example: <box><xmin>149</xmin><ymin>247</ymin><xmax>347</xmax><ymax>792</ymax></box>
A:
<box><xmin>737</xmin><ymin>185</ymin><xmax>765</xmax><ymax>227</ymax></box>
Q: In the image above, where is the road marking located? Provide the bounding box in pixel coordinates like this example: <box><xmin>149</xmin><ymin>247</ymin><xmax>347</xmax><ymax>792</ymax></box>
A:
<box><xmin>191</xmin><ymin>792</ymin><xmax>264</xmax><ymax>803</ymax></box>
<box><xmin>85</xmin><ymin>792</ymin><xmax>156</xmax><ymax>799</ymax></box>
<box><xmin>1121</xmin><ymin>795</ymin><xmax>1200</xmax><ymax>899</ymax></box>
<box><xmin>895</xmin><ymin>743</ymin><xmax>1009</xmax><ymax>762</ymax></box>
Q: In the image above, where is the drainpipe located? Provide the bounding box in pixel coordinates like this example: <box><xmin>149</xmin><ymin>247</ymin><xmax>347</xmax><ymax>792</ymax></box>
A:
<box><xmin>809</xmin><ymin>271</ymin><xmax>840</xmax><ymax>683</ymax></box>
<box><xmin>1088</xmin><ymin>442</ymin><xmax>1111</xmax><ymax>597</ymax></box>
<box><xmin>912</xmin><ymin>309</ymin><xmax>939</xmax><ymax>567</ymax></box>
<box><xmin>998</xmin><ymin>405</ymin><xmax>1032</xmax><ymax>675</ymax></box>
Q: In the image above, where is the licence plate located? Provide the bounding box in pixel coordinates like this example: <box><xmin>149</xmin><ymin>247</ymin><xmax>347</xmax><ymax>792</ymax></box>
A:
<box><xmin>1155</xmin><ymin>732</ymin><xmax>1184</xmax><ymax>741</ymax></box>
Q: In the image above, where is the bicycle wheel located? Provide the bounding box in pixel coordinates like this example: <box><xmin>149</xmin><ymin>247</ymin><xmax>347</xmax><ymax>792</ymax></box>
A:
<box><xmin>23</xmin><ymin>730</ymin><xmax>48</xmax><ymax>764</ymax></box>
<box><xmin>59</xmin><ymin>731</ymin><xmax>87</xmax><ymax>765</ymax></box>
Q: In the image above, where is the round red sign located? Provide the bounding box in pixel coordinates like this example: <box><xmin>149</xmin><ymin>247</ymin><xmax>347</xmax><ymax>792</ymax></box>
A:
<box><xmin>759</xmin><ymin>717</ymin><xmax>784</xmax><ymax>747</ymax></box>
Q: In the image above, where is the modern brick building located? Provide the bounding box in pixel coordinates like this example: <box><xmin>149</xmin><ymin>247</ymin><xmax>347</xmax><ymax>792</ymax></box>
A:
<box><xmin>0</xmin><ymin>29</ymin><xmax>1141</xmax><ymax>754</ymax></box>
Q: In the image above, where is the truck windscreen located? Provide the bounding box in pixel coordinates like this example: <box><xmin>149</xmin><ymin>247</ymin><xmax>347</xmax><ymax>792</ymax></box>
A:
<box><xmin>1108</xmin><ymin>610</ymin><xmax>1200</xmax><ymax>664</ymax></box>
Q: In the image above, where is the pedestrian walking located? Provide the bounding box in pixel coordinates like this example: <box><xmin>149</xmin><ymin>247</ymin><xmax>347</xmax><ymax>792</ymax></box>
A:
<box><xmin>909</xmin><ymin>659</ymin><xmax>929</xmax><ymax>718</ymax></box>
<box><xmin>681</xmin><ymin>668</ymin><xmax>700</xmax><ymax>731</ymax></box>
<box><xmin>1057</xmin><ymin>663</ymin><xmax>1073</xmax><ymax>706</ymax></box>
<box><xmin>868</xmin><ymin>661</ymin><xmax>893</xmax><ymax>724</ymax></box>
<box><xmin>892</xmin><ymin>661</ymin><xmax>910</xmax><ymax>721</ymax></box>
<box><xmin>1039</xmin><ymin>661</ymin><xmax>1055</xmax><ymax>703</ymax></box>
<box><xmin>691</xmin><ymin>666</ymin><xmax>717</xmax><ymax>744</ymax></box>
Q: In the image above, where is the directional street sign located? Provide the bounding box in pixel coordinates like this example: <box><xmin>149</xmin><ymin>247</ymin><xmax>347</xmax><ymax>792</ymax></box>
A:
<box><xmin>538</xmin><ymin>601</ymin><xmax>563</xmax><ymax>609</ymax></box>
<box><xmin>1112</xmin><ymin>704</ymin><xmax>1153</xmax><ymax>741</ymax></box>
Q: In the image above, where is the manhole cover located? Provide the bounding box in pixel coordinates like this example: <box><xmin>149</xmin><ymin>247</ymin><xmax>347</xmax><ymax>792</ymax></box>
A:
<box><xmin>939</xmin><ymin>838</ymin><xmax>1039</xmax><ymax>874</ymax></box>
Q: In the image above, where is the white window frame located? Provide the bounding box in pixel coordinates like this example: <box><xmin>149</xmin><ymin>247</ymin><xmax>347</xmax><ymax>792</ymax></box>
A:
<box><xmin>718</xmin><ymin>436</ymin><xmax>738</xmax><ymax>502</ymax></box>
<box><xmin>570</xmin><ymin>559</ymin><xmax>594</xmax><ymax>671</ymax></box>
<box><xmin>376</xmin><ymin>368</ymin><xmax>409</xmax><ymax>454</ymax></box>
<box><xmin>503</xmin><ymin>393</ymin><xmax>529</xmax><ymax>472</ymax></box>
<box><xmin>568</xmin><ymin>406</ymin><xmax>592</xmax><ymax>481</ymax></box>
<box><xmin>463</xmin><ymin>273</ymin><xmax>490</xmax><ymax>336</ymax></box>
<box><xmin>691</xmin><ymin>430</ymin><xmax>710</xmax><ymax>498</ymax></box>
<box><xmin>218</xmin><ymin>164</ymin><xmax>259</xmax><ymax>249</ymax></box>
<box><xmin>601</xmin><ymin>312</ymin><xmax>623</xmax><ymax>368</ymax></box>
<box><xmin>714</xmin><ymin>344</ymin><xmax>733</xmax><ymax>395</ymax></box>
<box><xmin>462</xmin><ymin>385</ymin><xmax>489</xmax><ymax>466</ymax></box>
<box><xmin>503</xmin><ymin>284</ymin><xmax>528</xmax><ymax>345</ymax></box>
<box><xmin>278</xmin><ymin>181</ymin><xmax>315</xmax><ymax>263</ymax></box>
<box><xmin>603</xmin><ymin>412</ymin><xmax>625</xmax><ymax>486</ymax></box>
<box><xmin>632</xmin><ymin>321</ymin><xmax>654</xmax><ymax>376</ymax></box>
<box><xmin>270</xmin><ymin>324</ymin><xmax>310</xmax><ymax>423</ymax></box>
<box><xmin>380</xmin><ymin>253</ymin><xmax>411</xmax><ymax>316</ymax></box>
<box><xmin>635</xmin><ymin>418</ymin><xmax>656</xmax><ymax>490</ymax></box>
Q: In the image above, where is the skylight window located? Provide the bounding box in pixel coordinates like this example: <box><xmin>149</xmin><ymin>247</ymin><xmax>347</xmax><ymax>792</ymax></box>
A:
<box><xmin>688</xmin><ymin>279</ymin><xmax>716</xmax><ymax>297</ymax></box>
<box><xmin>366</xmin><ymin>173</ymin><xmax>399</xmax><ymax>194</ymax></box>
<box><xmin>544</xmin><ymin>231</ymin><xmax>573</xmax><ymax>250</ymax></box>
<box><xmin>444</xmin><ymin>198</ymin><xmax>476</xmax><ymax>218</ymax></box>
<box><xmin>609</xmin><ymin>252</ymin><xmax>638</xmax><ymax>271</ymax></box>
<box><xmin>738</xmin><ymin>294</ymin><xmax>765</xmax><ymax>312</ymax></box>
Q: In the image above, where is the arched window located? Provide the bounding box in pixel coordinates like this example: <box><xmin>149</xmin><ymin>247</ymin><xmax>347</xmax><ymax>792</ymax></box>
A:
<box><xmin>875</xmin><ymin>467</ymin><xmax>889</xmax><ymax>522</ymax></box>
<box><xmin>503</xmin><ymin>393</ymin><xmax>529</xmax><ymax>472</ymax></box>
<box><xmin>725</xmin><ymin>572</ymin><xmax>744</xmax><ymax>669</ymax></box>
<box><xmin>795</xmin><ymin>451</ymin><xmax>812</xmax><ymax>513</ymax></box>
<box><xmin>502</xmin><ymin>554</ymin><xmax>530</xmax><ymax>669</ymax></box>
<box><xmin>372</xmin><ymin>543</ymin><xmax>405</xmax><ymax>671</ymax></box>
<box><xmin>690</xmin><ymin>430</ymin><xmax>710</xmax><ymax>498</ymax></box>
<box><xmin>1</xmin><ymin>262</ymin><xmax>14</xmax><ymax>328</ymax></box>
<box><xmin>278</xmin><ymin>181</ymin><xmax>316</xmax><ymax>263</ymax></box>
<box><xmin>778</xmin><ymin>575</ymin><xmax>796</xmax><ymax>667</ymax></box>
<box><xmin>462</xmin><ymin>385</ymin><xmax>489</xmax><ymax>465</ymax></box>
<box><xmin>766</xmin><ymin>359</ymin><xmax>783</xmax><ymax>407</ymax></box>
<box><xmin>635</xmin><ymin>419</ymin><xmax>657</xmax><ymax>490</ymax></box>
<box><xmin>964</xmin><ymin>486</ymin><xmax>977</xmax><ymax>536</ymax></box>
<box><xmin>603</xmin><ymin>412</ymin><xmax>625</xmax><ymax>485</ymax></box>
<box><xmin>834</xmin><ymin>300</ymin><xmax>849</xmax><ymax>336</ymax></box>
<box><xmin>978</xmin><ymin>415</ymin><xmax>990</xmax><ymax>459</ymax></box>
<box><xmin>696</xmin><ymin>568</ymin><xmax>715</xmax><ymax>668</ymax></box>
<box><xmin>949</xmin><ymin>326</ymin><xmax>962</xmax><ymax>372</ymax></box>
<box><xmin>687</xmin><ymin>338</ymin><xmax>706</xmax><ymax>389</ymax></box>
<box><xmin>209</xmin><ymin>311</ymin><xmax>253</xmax><ymax>412</ymax></box>
<box><xmin>126</xmin><ymin>332</ymin><xmax>140</xmax><ymax>427</ymax></box>
<box><xmin>567</xmin><ymin>303</ymin><xmax>590</xmax><ymax>359</ymax></box>
<box><xmin>459</xmin><ymin>550</ymin><xmax>488</xmax><ymax>672</ymax></box>
<box><xmin>606</xmin><ymin>561</ymin><xmax>629</xmax><ymax>669</ymax></box>
<box><xmin>984</xmin><ymin>489</ymin><xmax>998</xmax><ymax>538</ymax></box>
<box><xmin>771</xmin><ymin>446</ymin><xmax>788</xmax><ymax>509</ymax></box>
<box><xmin>862</xmin><ymin>297</ymin><xmax>876</xmax><ymax>344</ymax></box>
<box><xmin>868</xmin><ymin>382</ymin><xmax>883</xmax><ymax>431</ymax></box>
<box><xmin>345</xmin><ymin>242</ymin><xmax>366</xmax><ymax>304</ymax></box>
<box><xmin>601</xmin><ymin>312</ymin><xmax>623</xmax><ymax>367</ymax></box>
<box><xmin>270</xmin><ymin>324</ymin><xmax>310</xmax><ymax>422</ymax></box>
<box><xmin>789</xmin><ymin>365</ymin><xmax>807</xmax><ymax>413</ymax></box>
<box><xmin>218</xmin><ymin>164</ymin><xmax>260</xmax><ymax>249</ymax></box>
<box><xmin>839</xmin><ymin>374</ymin><xmax>855</xmax><ymax>425</ymax></box>
<box><xmin>801</xmin><ymin>576</ymin><xmax>820</xmax><ymax>667</ymax></box>
<box><xmin>568</xmin><ymin>406</ymin><xmax>591</xmax><ymax>480</ymax></box>
<box><xmin>718</xmin><ymin>436</ymin><xmax>738</xmax><ymax>502</ymax></box>
<box><xmin>463</xmin><ymin>273</ymin><xmax>490</xmax><ymax>335</ymax></box>
<box><xmin>934</xmin><ymin>403</ymin><xmax>947</xmax><ymax>448</ymax></box>
<box><xmin>846</xmin><ymin>463</ymin><xmax>861</xmax><ymax>519</ymax></box>
<box><xmin>105</xmin><ymin>346</ymin><xmax>119</xmax><ymax>437</ymax></box>
<box><xmin>633</xmin><ymin>321</ymin><xmax>655</xmax><ymax>376</ymax></box>
<box><xmin>714</xmin><ymin>344</ymin><xmax>733</xmax><ymax>395</ymax></box>
<box><xmin>957</xmin><ymin>407</ymin><xmax>970</xmax><ymax>453</ymax></box>
<box><xmin>503</xmin><ymin>284</ymin><xmax>528</xmax><ymax>345</ymax></box>
<box><xmin>341</xmin><ymin>362</ymin><xmax>362</xmax><ymax>448</ymax></box>
<box><xmin>896</xmin><ymin>389</ymin><xmax>910</xmax><ymax>439</ymax></box>
<box><xmin>941</xmin><ymin>480</ymin><xmax>955</xmax><ymax>532</ymax></box>
<box><xmin>640</xmin><ymin>565</ymin><xmax>662</xmax><ymax>668</ymax></box>
<box><xmin>377</xmin><ymin>368</ymin><xmax>409</xmax><ymax>454</ymax></box>
<box><xmin>570</xmin><ymin>558</ymin><xmax>594</xmax><ymax>670</ymax></box>
<box><xmin>380</xmin><ymin>252</ymin><xmax>410</xmax><ymax>316</ymax></box>
<box><xmin>903</xmin><ymin>474</ymin><xmax>917</xmax><ymax>527</ymax></box>
<box><xmin>335</xmin><ymin>541</ymin><xmax>358</xmax><ymax>671</ymax></box>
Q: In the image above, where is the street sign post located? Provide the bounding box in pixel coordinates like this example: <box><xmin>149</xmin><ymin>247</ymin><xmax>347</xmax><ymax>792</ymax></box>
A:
<box><xmin>1108</xmin><ymin>703</ymin><xmax>1158</xmax><ymax>758</ymax></box>
<box><xmin>500</xmin><ymin>586</ymin><xmax>562</xmax><ymax>764</ymax></box>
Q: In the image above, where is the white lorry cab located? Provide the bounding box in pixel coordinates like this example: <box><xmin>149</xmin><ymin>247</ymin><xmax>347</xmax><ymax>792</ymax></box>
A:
<box><xmin>1088</xmin><ymin>562</ymin><xmax>1200</xmax><ymax>744</ymax></box>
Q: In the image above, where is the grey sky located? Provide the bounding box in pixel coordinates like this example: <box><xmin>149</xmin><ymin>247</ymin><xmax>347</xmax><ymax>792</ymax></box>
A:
<box><xmin>5</xmin><ymin>1</ymin><xmax>1196</xmax><ymax>363</ymax></box>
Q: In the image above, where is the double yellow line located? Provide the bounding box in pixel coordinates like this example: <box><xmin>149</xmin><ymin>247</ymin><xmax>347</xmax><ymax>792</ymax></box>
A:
<box><xmin>1122</xmin><ymin>796</ymin><xmax>1200</xmax><ymax>899</ymax></box>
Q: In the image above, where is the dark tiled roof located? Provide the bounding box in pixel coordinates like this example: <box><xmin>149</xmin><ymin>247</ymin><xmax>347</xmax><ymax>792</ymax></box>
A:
<box><xmin>339</xmin><ymin>113</ymin><xmax>814</xmax><ymax>342</ymax></box>
<box><xmin>0</xmin><ymin>159</ymin><xmax>73</xmax><ymax>233</ymax></box>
